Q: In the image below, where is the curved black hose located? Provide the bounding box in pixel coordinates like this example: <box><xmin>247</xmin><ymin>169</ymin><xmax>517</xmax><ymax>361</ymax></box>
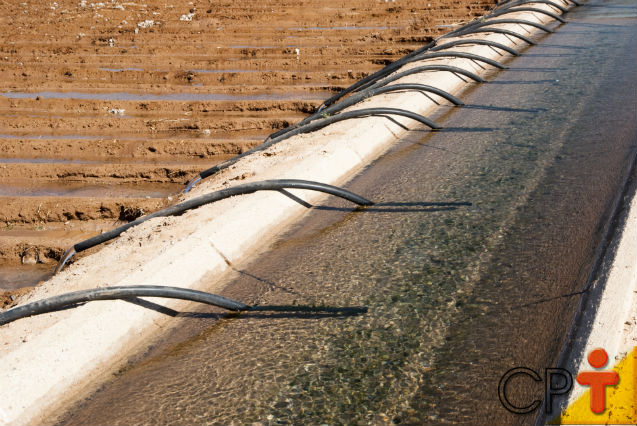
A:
<box><xmin>400</xmin><ymin>40</ymin><xmax>439</xmax><ymax>61</ymax></box>
<box><xmin>496</xmin><ymin>0</ymin><xmax>568</xmax><ymax>14</ymax></box>
<box><xmin>318</xmin><ymin>0</ymin><xmax>568</xmax><ymax>111</ymax></box>
<box><xmin>318</xmin><ymin>54</ymin><xmax>427</xmax><ymax>110</ymax></box>
<box><xmin>350</xmin><ymin>0</ymin><xmax>566</xmax><ymax>98</ymax></box>
<box><xmin>319</xmin><ymin>83</ymin><xmax>463</xmax><ymax>116</ymax></box>
<box><xmin>268</xmin><ymin>86</ymin><xmax>458</xmax><ymax>140</ymax></box>
<box><xmin>368</xmin><ymin>65</ymin><xmax>486</xmax><ymax>91</ymax></box>
<box><xmin>489</xmin><ymin>6</ymin><xmax>566</xmax><ymax>22</ymax></box>
<box><xmin>54</xmin><ymin>247</ymin><xmax>77</xmax><ymax>274</ymax></box>
<box><xmin>186</xmin><ymin>1</ymin><xmax>572</xmax><ymax>202</ymax></box>
<box><xmin>431</xmin><ymin>39</ymin><xmax>521</xmax><ymax>56</ymax></box>
<box><xmin>188</xmin><ymin>108</ymin><xmax>439</xmax><ymax>186</ymax></box>
<box><xmin>367</xmin><ymin>51</ymin><xmax>506</xmax><ymax>87</ymax></box>
<box><xmin>320</xmin><ymin>51</ymin><xmax>505</xmax><ymax>110</ymax></box>
<box><xmin>0</xmin><ymin>286</ymin><xmax>250</xmax><ymax>325</ymax></box>
<box><xmin>268</xmin><ymin>65</ymin><xmax>480</xmax><ymax>142</ymax></box>
<box><xmin>444</xmin><ymin>19</ymin><xmax>555</xmax><ymax>38</ymax></box>
<box><xmin>55</xmin><ymin>179</ymin><xmax>373</xmax><ymax>272</ymax></box>
<box><xmin>190</xmin><ymin>57</ymin><xmax>495</xmax><ymax>191</ymax></box>
<box><xmin>272</xmin><ymin>84</ymin><xmax>460</xmax><ymax>139</ymax></box>
<box><xmin>367</xmin><ymin>83</ymin><xmax>464</xmax><ymax>106</ymax></box>
<box><xmin>33</xmin><ymin>0</ymin><xmax>579</xmax><ymax>325</ymax></box>
<box><xmin>449</xmin><ymin>27</ymin><xmax>537</xmax><ymax>45</ymax></box>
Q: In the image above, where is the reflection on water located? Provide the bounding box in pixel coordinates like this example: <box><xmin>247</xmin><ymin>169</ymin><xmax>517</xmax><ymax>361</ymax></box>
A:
<box><xmin>0</xmin><ymin>158</ymin><xmax>99</xmax><ymax>164</ymax></box>
<box><xmin>59</xmin><ymin>1</ymin><xmax>637</xmax><ymax>424</ymax></box>
<box><xmin>0</xmin><ymin>133</ymin><xmax>110</xmax><ymax>140</ymax></box>
<box><xmin>287</xmin><ymin>26</ymin><xmax>397</xmax><ymax>31</ymax></box>
<box><xmin>0</xmin><ymin>182</ymin><xmax>180</xmax><ymax>198</ymax></box>
<box><xmin>0</xmin><ymin>264</ymin><xmax>52</xmax><ymax>291</ymax></box>
<box><xmin>1</xmin><ymin>90</ymin><xmax>329</xmax><ymax>102</ymax></box>
<box><xmin>189</xmin><ymin>68</ymin><xmax>262</xmax><ymax>73</ymax></box>
<box><xmin>0</xmin><ymin>157</ymin><xmax>229</xmax><ymax>166</ymax></box>
<box><xmin>98</xmin><ymin>67</ymin><xmax>144</xmax><ymax>72</ymax></box>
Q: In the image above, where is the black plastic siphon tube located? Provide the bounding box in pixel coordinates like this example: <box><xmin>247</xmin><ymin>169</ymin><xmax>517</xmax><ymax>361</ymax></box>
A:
<box><xmin>447</xmin><ymin>27</ymin><xmax>538</xmax><ymax>45</ymax></box>
<box><xmin>431</xmin><ymin>39</ymin><xmax>521</xmax><ymax>56</ymax></box>
<box><xmin>318</xmin><ymin>43</ymin><xmax>436</xmax><ymax>110</ymax></box>
<box><xmin>268</xmin><ymin>65</ymin><xmax>481</xmax><ymax>142</ymax></box>
<box><xmin>277</xmin><ymin>84</ymin><xmax>461</xmax><ymax>136</ymax></box>
<box><xmin>75</xmin><ymin>179</ymin><xmax>373</xmax><ymax>252</ymax></box>
<box><xmin>320</xmin><ymin>50</ymin><xmax>506</xmax><ymax>109</ymax></box>
<box><xmin>444</xmin><ymin>18</ymin><xmax>555</xmax><ymax>38</ymax></box>
<box><xmin>54</xmin><ymin>179</ymin><xmax>373</xmax><ymax>272</ymax></box>
<box><xmin>368</xmin><ymin>65</ymin><xmax>486</xmax><ymax>90</ymax></box>
<box><xmin>186</xmin><ymin>0</ymin><xmax>575</xmax><ymax>192</ymax></box>
<box><xmin>0</xmin><ymin>286</ymin><xmax>249</xmax><ymax>326</ymax></box>
<box><xmin>193</xmin><ymin>108</ymin><xmax>439</xmax><ymax>183</ymax></box>
<box><xmin>317</xmin><ymin>52</ymin><xmax>502</xmax><ymax>123</ymax></box>
<box><xmin>488</xmin><ymin>6</ymin><xmax>567</xmax><ymax>22</ymax></box>
<box><xmin>316</xmin><ymin>84</ymin><xmax>463</xmax><ymax>118</ymax></box>
<box><xmin>353</xmin><ymin>51</ymin><xmax>506</xmax><ymax>95</ymax></box>
<box><xmin>496</xmin><ymin>0</ymin><xmax>569</xmax><ymax>14</ymax></box>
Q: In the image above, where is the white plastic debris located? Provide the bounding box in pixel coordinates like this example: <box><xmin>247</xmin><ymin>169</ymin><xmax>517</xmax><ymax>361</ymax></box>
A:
<box><xmin>179</xmin><ymin>13</ymin><xmax>194</xmax><ymax>21</ymax></box>
<box><xmin>137</xmin><ymin>19</ymin><xmax>154</xmax><ymax>28</ymax></box>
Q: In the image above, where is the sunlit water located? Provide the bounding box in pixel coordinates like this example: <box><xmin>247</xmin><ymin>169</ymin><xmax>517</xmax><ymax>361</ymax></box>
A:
<box><xmin>59</xmin><ymin>1</ymin><xmax>637</xmax><ymax>424</ymax></box>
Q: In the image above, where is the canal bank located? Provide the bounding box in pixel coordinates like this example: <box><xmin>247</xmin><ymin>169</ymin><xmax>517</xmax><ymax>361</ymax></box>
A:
<box><xmin>52</xmin><ymin>0</ymin><xmax>636</xmax><ymax>424</ymax></box>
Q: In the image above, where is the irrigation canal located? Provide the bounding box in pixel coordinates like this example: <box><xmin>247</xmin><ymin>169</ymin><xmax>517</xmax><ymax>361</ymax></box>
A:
<box><xmin>59</xmin><ymin>0</ymin><xmax>636</xmax><ymax>424</ymax></box>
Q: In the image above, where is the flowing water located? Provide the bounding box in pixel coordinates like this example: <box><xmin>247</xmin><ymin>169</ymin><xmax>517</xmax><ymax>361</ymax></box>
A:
<box><xmin>59</xmin><ymin>1</ymin><xmax>637</xmax><ymax>424</ymax></box>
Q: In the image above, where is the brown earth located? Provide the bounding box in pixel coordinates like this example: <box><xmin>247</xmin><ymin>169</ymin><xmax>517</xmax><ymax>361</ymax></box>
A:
<box><xmin>0</xmin><ymin>0</ymin><xmax>496</xmax><ymax>275</ymax></box>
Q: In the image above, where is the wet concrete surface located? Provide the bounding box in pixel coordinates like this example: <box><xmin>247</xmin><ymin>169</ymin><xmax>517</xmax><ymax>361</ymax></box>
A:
<box><xmin>58</xmin><ymin>1</ymin><xmax>637</xmax><ymax>424</ymax></box>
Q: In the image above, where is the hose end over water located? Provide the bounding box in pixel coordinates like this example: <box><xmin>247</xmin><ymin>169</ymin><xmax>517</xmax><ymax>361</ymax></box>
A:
<box><xmin>54</xmin><ymin>247</ymin><xmax>76</xmax><ymax>275</ymax></box>
<box><xmin>184</xmin><ymin>175</ymin><xmax>202</xmax><ymax>193</ymax></box>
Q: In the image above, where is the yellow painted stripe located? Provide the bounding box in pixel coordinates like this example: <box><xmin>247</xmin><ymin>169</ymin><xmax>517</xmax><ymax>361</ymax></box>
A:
<box><xmin>552</xmin><ymin>346</ymin><xmax>637</xmax><ymax>425</ymax></box>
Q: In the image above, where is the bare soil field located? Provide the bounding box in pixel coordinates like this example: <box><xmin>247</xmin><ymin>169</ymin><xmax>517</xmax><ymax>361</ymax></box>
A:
<box><xmin>0</xmin><ymin>0</ymin><xmax>496</xmax><ymax>289</ymax></box>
